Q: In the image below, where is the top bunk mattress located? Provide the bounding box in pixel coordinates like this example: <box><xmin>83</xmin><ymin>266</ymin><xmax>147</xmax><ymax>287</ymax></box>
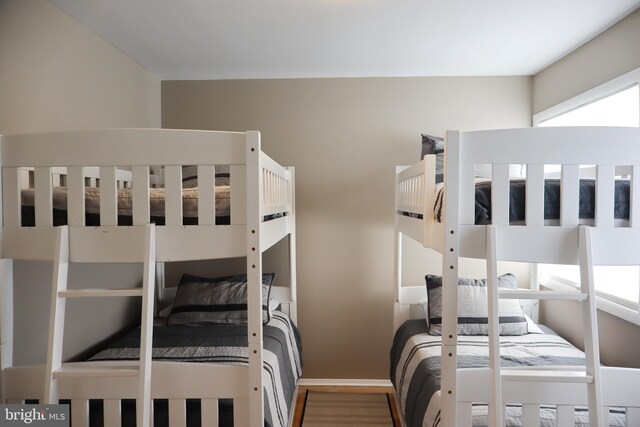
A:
<box><xmin>431</xmin><ymin>179</ymin><xmax>631</xmax><ymax>225</ymax></box>
<box><xmin>20</xmin><ymin>185</ymin><xmax>231</xmax><ymax>226</ymax></box>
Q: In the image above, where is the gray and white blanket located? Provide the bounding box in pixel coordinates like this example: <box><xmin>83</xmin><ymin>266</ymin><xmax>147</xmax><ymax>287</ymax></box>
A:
<box><xmin>390</xmin><ymin>320</ymin><xmax>625</xmax><ymax>427</ymax></box>
<box><xmin>90</xmin><ymin>310</ymin><xmax>302</xmax><ymax>427</ymax></box>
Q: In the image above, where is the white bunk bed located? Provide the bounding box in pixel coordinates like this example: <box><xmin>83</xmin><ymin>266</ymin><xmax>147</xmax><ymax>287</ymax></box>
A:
<box><xmin>0</xmin><ymin>129</ymin><xmax>300</xmax><ymax>427</ymax></box>
<box><xmin>392</xmin><ymin>127</ymin><xmax>640</xmax><ymax>427</ymax></box>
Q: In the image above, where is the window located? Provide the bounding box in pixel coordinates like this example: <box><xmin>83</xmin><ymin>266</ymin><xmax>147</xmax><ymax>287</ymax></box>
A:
<box><xmin>534</xmin><ymin>67</ymin><xmax>640</xmax><ymax>325</ymax></box>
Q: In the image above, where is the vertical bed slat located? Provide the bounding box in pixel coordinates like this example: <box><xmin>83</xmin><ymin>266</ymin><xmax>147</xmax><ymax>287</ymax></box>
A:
<box><xmin>556</xmin><ymin>405</ymin><xmax>574</xmax><ymax>425</ymax></box>
<box><xmin>164</xmin><ymin>166</ymin><xmax>183</xmax><ymax>226</ymax></box>
<box><xmin>67</xmin><ymin>167</ymin><xmax>85</xmax><ymax>226</ymax></box>
<box><xmin>595</xmin><ymin>165</ymin><xmax>615</xmax><ymax>227</ymax></box>
<box><xmin>630</xmin><ymin>165</ymin><xmax>640</xmax><ymax>227</ymax></box>
<box><xmin>230</xmin><ymin>165</ymin><xmax>246</xmax><ymax>225</ymax></box>
<box><xmin>627</xmin><ymin>407</ymin><xmax>640</xmax><ymax>426</ymax></box>
<box><xmin>2</xmin><ymin>168</ymin><xmax>21</xmax><ymax>227</ymax></box>
<box><xmin>34</xmin><ymin>167</ymin><xmax>53</xmax><ymax>227</ymax></box>
<box><xmin>168</xmin><ymin>398</ymin><xmax>186</xmax><ymax>427</ymax></box>
<box><xmin>72</xmin><ymin>399</ymin><xmax>90</xmax><ymax>427</ymax></box>
<box><xmin>459</xmin><ymin>164</ymin><xmax>476</xmax><ymax>225</ymax></box>
<box><xmin>526</xmin><ymin>164</ymin><xmax>545</xmax><ymax>226</ymax></box>
<box><xmin>491</xmin><ymin>164</ymin><xmax>510</xmax><ymax>225</ymax></box>
<box><xmin>201</xmin><ymin>398</ymin><xmax>219</xmax><ymax>426</ymax></box>
<box><xmin>99</xmin><ymin>167</ymin><xmax>118</xmax><ymax>226</ymax></box>
<box><xmin>198</xmin><ymin>165</ymin><xmax>216</xmax><ymax>226</ymax></box>
<box><xmin>103</xmin><ymin>399</ymin><xmax>121</xmax><ymax>427</ymax></box>
<box><xmin>561</xmin><ymin>165</ymin><xmax>580</xmax><ymax>226</ymax></box>
<box><xmin>456</xmin><ymin>402</ymin><xmax>472</xmax><ymax>426</ymax></box>
<box><xmin>132</xmin><ymin>166</ymin><xmax>150</xmax><ymax>226</ymax></box>
<box><xmin>233</xmin><ymin>399</ymin><xmax>249</xmax><ymax>427</ymax></box>
<box><xmin>521</xmin><ymin>404</ymin><xmax>540</xmax><ymax>427</ymax></box>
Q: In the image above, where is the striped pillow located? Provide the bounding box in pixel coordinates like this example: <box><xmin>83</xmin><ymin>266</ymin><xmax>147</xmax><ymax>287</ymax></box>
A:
<box><xmin>426</xmin><ymin>273</ymin><xmax>528</xmax><ymax>336</ymax></box>
<box><xmin>168</xmin><ymin>273</ymin><xmax>274</xmax><ymax>326</ymax></box>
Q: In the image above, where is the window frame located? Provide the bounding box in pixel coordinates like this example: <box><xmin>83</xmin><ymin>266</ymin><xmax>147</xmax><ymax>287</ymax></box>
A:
<box><xmin>533</xmin><ymin>66</ymin><xmax>640</xmax><ymax>326</ymax></box>
<box><xmin>533</xmin><ymin>66</ymin><xmax>640</xmax><ymax>127</ymax></box>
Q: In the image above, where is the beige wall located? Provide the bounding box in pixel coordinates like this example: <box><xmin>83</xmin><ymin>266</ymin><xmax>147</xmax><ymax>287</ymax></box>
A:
<box><xmin>0</xmin><ymin>0</ymin><xmax>161</xmax><ymax>134</ymax></box>
<box><xmin>533</xmin><ymin>8</ymin><xmax>640</xmax><ymax>114</ymax></box>
<box><xmin>0</xmin><ymin>0</ymin><xmax>161</xmax><ymax>365</ymax></box>
<box><xmin>162</xmin><ymin>77</ymin><xmax>532</xmax><ymax>378</ymax></box>
<box><xmin>533</xmin><ymin>9</ymin><xmax>640</xmax><ymax>368</ymax></box>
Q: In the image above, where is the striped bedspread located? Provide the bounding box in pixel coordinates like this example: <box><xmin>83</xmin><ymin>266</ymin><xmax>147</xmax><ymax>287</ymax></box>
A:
<box><xmin>390</xmin><ymin>320</ymin><xmax>625</xmax><ymax>427</ymax></box>
<box><xmin>90</xmin><ymin>310</ymin><xmax>302</xmax><ymax>427</ymax></box>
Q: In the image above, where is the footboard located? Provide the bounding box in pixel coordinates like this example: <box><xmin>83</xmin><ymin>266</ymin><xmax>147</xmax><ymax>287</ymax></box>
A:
<box><xmin>0</xmin><ymin>129</ymin><xmax>295</xmax><ymax>262</ymax></box>
<box><xmin>456</xmin><ymin>367</ymin><xmax>640</xmax><ymax>426</ymax></box>
<box><xmin>4</xmin><ymin>363</ymin><xmax>254</xmax><ymax>427</ymax></box>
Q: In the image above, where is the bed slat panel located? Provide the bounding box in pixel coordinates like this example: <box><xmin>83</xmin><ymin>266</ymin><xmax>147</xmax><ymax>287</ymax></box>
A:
<box><xmin>459</xmin><ymin>127</ymin><xmax>640</xmax><ymax>165</ymax></box>
<box><xmin>72</xmin><ymin>398</ymin><xmax>89</xmax><ymax>427</ymax></box>
<box><xmin>631</xmin><ymin>165</ymin><xmax>640</xmax><ymax>227</ymax></box>
<box><xmin>233</xmin><ymin>399</ymin><xmax>249</xmax><ymax>427</ymax></box>
<box><xmin>2</xmin><ymin>168</ymin><xmax>21</xmax><ymax>227</ymax></box>
<box><xmin>556</xmin><ymin>405</ymin><xmax>574</xmax><ymax>425</ymax></box>
<box><xmin>164</xmin><ymin>166</ymin><xmax>183</xmax><ymax>226</ymax></box>
<box><xmin>169</xmin><ymin>398</ymin><xmax>186</xmax><ymax>427</ymax></box>
<box><xmin>526</xmin><ymin>164</ymin><xmax>544</xmax><ymax>226</ymax></box>
<box><xmin>34</xmin><ymin>167</ymin><xmax>53</xmax><ymax>227</ymax></box>
<box><xmin>100</xmin><ymin>167</ymin><xmax>118</xmax><ymax>226</ymax></box>
<box><xmin>67</xmin><ymin>167</ymin><xmax>85</xmax><ymax>226</ymax></box>
<box><xmin>595</xmin><ymin>165</ymin><xmax>615</xmax><ymax>227</ymax></box>
<box><xmin>198</xmin><ymin>165</ymin><xmax>216</xmax><ymax>226</ymax></box>
<box><xmin>201</xmin><ymin>398</ymin><xmax>219</xmax><ymax>426</ymax></box>
<box><xmin>455</xmin><ymin>402</ymin><xmax>472</xmax><ymax>427</ymax></box>
<box><xmin>132</xmin><ymin>166</ymin><xmax>150</xmax><ymax>226</ymax></box>
<box><xmin>230</xmin><ymin>165</ymin><xmax>246</xmax><ymax>225</ymax></box>
<box><xmin>627</xmin><ymin>407</ymin><xmax>640</xmax><ymax>426</ymax></box>
<box><xmin>103</xmin><ymin>399</ymin><xmax>121</xmax><ymax>427</ymax></box>
<box><xmin>460</xmin><ymin>164</ymin><xmax>475</xmax><ymax>225</ymax></box>
<box><xmin>491</xmin><ymin>164</ymin><xmax>510</xmax><ymax>226</ymax></box>
<box><xmin>561</xmin><ymin>165</ymin><xmax>580</xmax><ymax>226</ymax></box>
<box><xmin>521</xmin><ymin>404</ymin><xmax>539</xmax><ymax>427</ymax></box>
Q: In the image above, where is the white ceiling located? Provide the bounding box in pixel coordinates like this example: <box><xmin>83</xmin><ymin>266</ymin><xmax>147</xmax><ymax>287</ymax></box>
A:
<box><xmin>49</xmin><ymin>0</ymin><xmax>640</xmax><ymax>80</ymax></box>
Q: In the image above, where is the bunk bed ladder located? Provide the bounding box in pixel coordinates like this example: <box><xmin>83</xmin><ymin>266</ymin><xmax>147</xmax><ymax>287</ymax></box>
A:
<box><xmin>486</xmin><ymin>225</ymin><xmax>604</xmax><ymax>427</ymax></box>
<box><xmin>44</xmin><ymin>224</ymin><xmax>156</xmax><ymax>427</ymax></box>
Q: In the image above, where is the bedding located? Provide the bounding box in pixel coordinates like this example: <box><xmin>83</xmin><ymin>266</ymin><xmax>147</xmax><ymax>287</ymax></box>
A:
<box><xmin>390</xmin><ymin>320</ymin><xmax>625</xmax><ymax>427</ymax></box>
<box><xmin>425</xmin><ymin>273</ymin><xmax>528</xmax><ymax>336</ymax></box>
<box><xmin>20</xmin><ymin>185</ymin><xmax>230</xmax><ymax>226</ymax></box>
<box><xmin>90</xmin><ymin>310</ymin><xmax>302</xmax><ymax>427</ymax></box>
<box><xmin>431</xmin><ymin>179</ymin><xmax>631</xmax><ymax>224</ymax></box>
<box><xmin>168</xmin><ymin>273</ymin><xmax>276</xmax><ymax>326</ymax></box>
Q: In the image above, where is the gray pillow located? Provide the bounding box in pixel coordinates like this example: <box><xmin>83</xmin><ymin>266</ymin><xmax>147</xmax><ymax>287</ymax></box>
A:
<box><xmin>168</xmin><ymin>273</ymin><xmax>275</xmax><ymax>325</ymax></box>
<box><xmin>425</xmin><ymin>273</ymin><xmax>528</xmax><ymax>336</ymax></box>
<box><xmin>421</xmin><ymin>134</ymin><xmax>445</xmax><ymax>183</ymax></box>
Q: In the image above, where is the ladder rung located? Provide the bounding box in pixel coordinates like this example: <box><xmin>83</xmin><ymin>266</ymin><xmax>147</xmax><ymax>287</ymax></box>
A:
<box><xmin>498</xmin><ymin>290</ymin><xmax>587</xmax><ymax>301</ymax></box>
<box><xmin>501</xmin><ymin>369</ymin><xmax>593</xmax><ymax>383</ymax></box>
<box><xmin>53</xmin><ymin>363</ymin><xmax>140</xmax><ymax>379</ymax></box>
<box><xmin>59</xmin><ymin>288</ymin><xmax>144</xmax><ymax>298</ymax></box>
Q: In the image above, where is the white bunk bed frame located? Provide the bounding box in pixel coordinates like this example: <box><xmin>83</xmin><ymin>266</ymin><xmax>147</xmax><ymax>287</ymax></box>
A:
<box><xmin>394</xmin><ymin>127</ymin><xmax>640</xmax><ymax>427</ymax></box>
<box><xmin>0</xmin><ymin>129</ymin><xmax>297</xmax><ymax>427</ymax></box>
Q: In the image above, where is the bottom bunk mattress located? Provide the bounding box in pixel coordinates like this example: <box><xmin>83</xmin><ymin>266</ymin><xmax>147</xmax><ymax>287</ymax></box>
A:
<box><xmin>89</xmin><ymin>310</ymin><xmax>302</xmax><ymax>427</ymax></box>
<box><xmin>390</xmin><ymin>319</ymin><xmax>625</xmax><ymax>427</ymax></box>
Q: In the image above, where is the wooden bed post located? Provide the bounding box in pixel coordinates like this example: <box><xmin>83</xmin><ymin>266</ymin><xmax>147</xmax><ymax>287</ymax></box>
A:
<box><xmin>441</xmin><ymin>130</ymin><xmax>461</xmax><ymax>427</ymax></box>
<box><xmin>246</xmin><ymin>131</ymin><xmax>265</xmax><ymax>427</ymax></box>
<box><xmin>287</xmin><ymin>166</ymin><xmax>298</xmax><ymax>324</ymax></box>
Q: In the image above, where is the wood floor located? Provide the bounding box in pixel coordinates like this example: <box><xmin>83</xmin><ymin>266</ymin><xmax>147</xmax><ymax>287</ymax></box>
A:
<box><xmin>291</xmin><ymin>385</ymin><xmax>402</xmax><ymax>427</ymax></box>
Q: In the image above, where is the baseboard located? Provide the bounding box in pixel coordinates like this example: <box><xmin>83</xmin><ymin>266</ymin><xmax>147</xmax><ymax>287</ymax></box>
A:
<box><xmin>297</xmin><ymin>378</ymin><xmax>393</xmax><ymax>388</ymax></box>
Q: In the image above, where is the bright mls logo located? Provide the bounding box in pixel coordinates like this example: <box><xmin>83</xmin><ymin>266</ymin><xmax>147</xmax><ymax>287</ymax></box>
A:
<box><xmin>0</xmin><ymin>405</ymin><xmax>68</xmax><ymax>426</ymax></box>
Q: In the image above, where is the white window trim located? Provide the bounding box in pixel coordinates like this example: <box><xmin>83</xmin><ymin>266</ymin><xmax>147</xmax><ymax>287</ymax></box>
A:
<box><xmin>541</xmin><ymin>276</ymin><xmax>640</xmax><ymax>326</ymax></box>
<box><xmin>533</xmin><ymin>66</ymin><xmax>640</xmax><ymax>126</ymax></box>
<box><xmin>534</xmin><ymin>67</ymin><xmax>640</xmax><ymax>326</ymax></box>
